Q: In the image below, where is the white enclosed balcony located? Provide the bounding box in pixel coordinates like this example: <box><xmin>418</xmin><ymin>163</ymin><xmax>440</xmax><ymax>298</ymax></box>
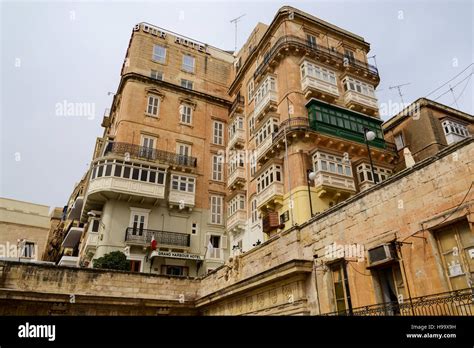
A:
<box><xmin>227</xmin><ymin>167</ymin><xmax>246</xmax><ymax>189</ymax></box>
<box><xmin>228</xmin><ymin>128</ymin><xmax>245</xmax><ymax>150</ymax></box>
<box><xmin>301</xmin><ymin>75</ymin><xmax>339</xmax><ymax>99</ymax></box>
<box><xmin>168</xmin><ymin>174</ymin><xmax>196</xmax><ymax>210</ymax></box>
<box><xmin>226</xmin><ymin>210</ymin><xmax>247</xmax><ymax>233</ymax></box>
<box><xmin>255</xmin><ymin>136</ymin><xmax>273</xmax><ymax>161</ymax></box>
<box><xmin>256</xmin><ymin>182</ymin><xmax>284</xmax><ymax>210</ymax></box>
<box><xmin>83</xmin><ymin>232</ymin><xmax>99</xmax><ymax>255</ymax></box>
<box><xmin>254</xmin><ymin>90</ymin><xmax>278</xmax><ymax>120</ymax></box>
<box><xmin>344</xmin><ymin>90</ymin><xmax>378</xmax><ymax>111</ymax></box>
<box><xmin>313</xmin><ymin>172</ymin><xmax>356</xmax><ymax>195</ymax></box>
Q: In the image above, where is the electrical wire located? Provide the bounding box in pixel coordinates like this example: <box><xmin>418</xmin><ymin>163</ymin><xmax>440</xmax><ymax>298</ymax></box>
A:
<box><xmin>432</xmin><ymin>72</ymin><xmax>474</xmax><ymax>101</ymax></box>
<box><xmin>347</xmin><ymin>260</ymin><xmax>372</xmax><ymax>277</ymax></box>
<box><xmin>401</xmin><ymin>181</ymin><xmax>474</xmax><ymax>243</ymax></box>
<box><xmin>425</xmin><ymin>63</ymin><xmax>474</xmax><ymax>98</ymax></box>
<box><xmin>451</xmin><ymin>72</ymin><xmax>473</xmax><ymax>106</ymax></box>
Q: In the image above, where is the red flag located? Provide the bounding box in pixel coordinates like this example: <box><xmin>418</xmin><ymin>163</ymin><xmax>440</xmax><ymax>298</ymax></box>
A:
<box><xmin>151</xmin><ymin>235</ymin><xmax>157</xmax><ymax>250</ymax></box>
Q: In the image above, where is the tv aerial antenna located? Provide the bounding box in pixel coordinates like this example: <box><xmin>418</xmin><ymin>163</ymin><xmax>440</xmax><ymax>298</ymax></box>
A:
<box><xmin>230</xmin><ymin>14</ymin><xmax>246</xmax><ymax>53</ymax></box>
<box><xmin>389</xmin><ymin>83</ymin><xmax>411</xmax><ymax>105</ymax></box>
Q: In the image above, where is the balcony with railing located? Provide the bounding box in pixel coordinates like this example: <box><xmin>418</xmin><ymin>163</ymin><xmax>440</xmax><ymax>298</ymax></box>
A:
<box><xmin>256</xmin><ymin>182</ymin><xmax>284</xmax><ymax>210</ymax></box>
<box><xmin>83</xmin><ymin>232</ymin><xmax>99</xmax><ymax>255</ymax></box>
<box><xmin>124</xmin><ymin>227</ymin><xmax>190</xmax><ymax>249</ymax></box>
<box><xmin>226</xmin><ymin>210</ymin><xmax>247</xmax><ymax>233</ymax></box>
<box><xmin>321</xmin><ymin>288</ymin><xmax>473</xmax><ymax>316</ymax></box>
<box><xmin>254</xmin><ymin>35</ymin><xmax>379</xmax><ymax>83</ymax></box>
<box><xmin>229</xmin><ymin>94</ymin><xmax>245</xmax><ymax>117</ymax></box>
<box><xmin>227</xmin><ymin>167</ymin><xmax>246</xmax><ymax>189</ymax></box>
<box><xmin>228</xmin><ymin>128</ymin><xmax>245</xmax><ymax>150</ymax></box>
<box><xmin>344</xmin><ymin>90</ymin><xmax>378</xmax><ymax>113</ymax></box>
<box><xmin>253</xmin><ymin>89</ymin><xmax>278</xmax><ymax>122</ymax></box>
<box><xmin>313</xmin><ymin>171</ymin><xmax>356</xmax><ymax>197</ymax></box>
<box><xmin>104</xmin><ymin>141</ymin><xmax>197</xmax><ymax>168</ymax></box>
<box><xmin>301</xmin><ymin>75</ymin><xmax>340</xmax><ymax>100</ymax></box>
<box><xmin>255</xmin><ymin>136</ymin><xmax>274</xmax><ymax>161</ymax></box>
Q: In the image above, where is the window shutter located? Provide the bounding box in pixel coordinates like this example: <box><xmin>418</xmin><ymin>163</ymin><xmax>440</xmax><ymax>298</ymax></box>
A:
<box><xmin>221</xmin><ymin>236</ymin><xmax>228</xmax><ymax>249</ymax></box>
<box><xmin>205</xmin><ymin>232</ymin><xmax>210</xmax><ymax>247</ymax></box>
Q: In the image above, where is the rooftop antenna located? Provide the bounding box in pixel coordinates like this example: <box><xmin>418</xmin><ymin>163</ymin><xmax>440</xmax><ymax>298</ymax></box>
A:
<box><xmin>230</xmin><ymin>14</ymin><xmax>246</xmax><ymax>53</ymax></box>
<box><xmin>389</xmin><ymin>83</ymin><xmax>411</xmax><ymax>105</ymax></box>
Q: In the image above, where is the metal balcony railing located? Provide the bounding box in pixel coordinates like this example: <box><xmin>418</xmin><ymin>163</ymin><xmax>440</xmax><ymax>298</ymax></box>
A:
<box><xmin>104</xmin><ymin>142</ymin><xmax>197</xmax><ymax>167</ymax></box>
<box><xmin>272</xmin><ymin>117</ymin><xmax>310</xmax><ymax>142</ymax></box>
<box><xmin>124</xmin><ymin>228</ymin><xmax>190</xmax><ymax>247</ymax></box>
<box><xmin>321</xmin><ymin>288</ymin><xmax>474</xmax><ymax>316</ymax></box>
<box><xmin>254</xmin><ymin>35</ymin><xmax>379</xmax><ymax>80</ymax></box>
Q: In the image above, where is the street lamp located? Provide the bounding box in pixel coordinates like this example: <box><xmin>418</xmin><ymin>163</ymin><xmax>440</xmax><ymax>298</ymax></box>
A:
<box><xmin>307</xmin><ymin>169</ymin><xmax>317</xmax><ymax>217</ymax></box>
<box><xmin>363</xmin><ymin>128</ymin><xmax>378</xmax><ymax>184</ymax></box>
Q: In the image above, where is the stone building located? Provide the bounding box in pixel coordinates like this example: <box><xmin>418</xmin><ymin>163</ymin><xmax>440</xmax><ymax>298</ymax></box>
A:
<box><xmin>76</xmin><ymin>21</ymin><xmax>235</xmax><ymax>276</ymax></box>
<box><xmin>383</xmin><ymin>97</ymin><xmax>473</xmax><ymax>171</ymax></box>
<box><xmin>0</xmin><ymin>198</ymin><xmax>53</xmax><ymax>261</ymax></box>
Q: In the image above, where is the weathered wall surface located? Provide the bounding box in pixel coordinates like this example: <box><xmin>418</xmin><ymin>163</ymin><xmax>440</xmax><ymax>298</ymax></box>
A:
<box><xmin>0</xmin><ymin>262</ymin><xmax>199</xmax><ymax>315</ymax></box>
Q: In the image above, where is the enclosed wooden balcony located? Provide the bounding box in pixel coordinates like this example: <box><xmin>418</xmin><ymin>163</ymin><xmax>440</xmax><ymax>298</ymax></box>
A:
<box><xmin>256</xmin><ymin>182</ymin><xmax>284</xmax><ymax>211</ymax></box>
<box><xmin>227</xmin><ymin>128</ymin><xmax>245</xmax><ymax>150</ymax></box>
<box><xmin>226</xmin><ymin>210</ymin><xmax>247</xmax><ymax>234</ymax></box>
<box><xmin>344</xmin><ymin>90</ymin><xmax>378</xmax><ymax>115</ymax></box>
<box><xmin>227</xmin><ymin>167</ymin><xmax>246</xmax><ymax>190</ymax></box>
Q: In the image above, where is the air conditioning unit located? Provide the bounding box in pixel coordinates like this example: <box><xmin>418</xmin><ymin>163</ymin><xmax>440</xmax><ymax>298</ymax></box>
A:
<box><xmin>367</xmin><ymin>243</ymin><xmax>398</xmax><ymax>268</ymax></box>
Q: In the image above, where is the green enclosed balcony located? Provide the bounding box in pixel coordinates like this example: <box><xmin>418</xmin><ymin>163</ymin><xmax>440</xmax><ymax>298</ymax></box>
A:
<box><xmin>306</xmin><ymin>99</ymin><xmax>387</xmax><ymax>149</ymax></box>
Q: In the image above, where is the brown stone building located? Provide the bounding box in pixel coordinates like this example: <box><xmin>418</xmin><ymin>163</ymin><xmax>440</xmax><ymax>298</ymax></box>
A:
<box><xmin>383</xmin><ymin>97</ymin><xmax>473</xmax><ymax>171</ymax></box>
<box><xmin>0</xmin><ymin>197</ymin><xmax>53</xmax><ymax>261</ymax></box>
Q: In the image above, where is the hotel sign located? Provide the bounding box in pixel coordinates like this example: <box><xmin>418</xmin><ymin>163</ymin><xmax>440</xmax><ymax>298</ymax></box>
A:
<box><xmin>150</xmin><ymin>250</ymin><xmax>203</xmax><ymax>261</ymax></box>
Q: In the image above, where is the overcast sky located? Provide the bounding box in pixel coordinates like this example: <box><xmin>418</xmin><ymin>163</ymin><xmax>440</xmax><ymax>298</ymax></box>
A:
<box><xmin>1</xmin><ymin>0</ymin><xmax>472</xmax><ymax>209</ymax></box>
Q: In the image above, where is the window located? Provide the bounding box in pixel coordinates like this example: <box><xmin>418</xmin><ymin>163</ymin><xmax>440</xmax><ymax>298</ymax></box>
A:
<box><xmin>146</xmin><ymin>95</ymin><xmax>160</xmax><ymax>117</ymax></box>
<box><xmin>300</xmin><ymin>61</ymin><xmax>337</xmax><ymax>85</ymax></box>
<box><xmin>162</xmin><ymin>265</ymin><xmax>189</xmax><ymax>276</ymax></box>
<box><xmin>249</xmin><ymin>115</ymin><xmax>255</xmax><ymax>136</ymax></box>
<box><xmin>140</xmin><ymin>135</ymin><xmax>156</xmax><ymax>158</ymax></box>
<box><xmin>91</xmin><ymin>219</ymin><xmax>100</xmax><ymax>233</ymax></box>
<box><xmin>344</xmin><ymin>49</ymin><xmax>355</xmax><ymax>63</ymax></box>
<box><xmin>256</xmin><ymin>164</ymin><xmax>283</xmax><ymax>193</ymax></box>
<box><xmin>442</xmin><ymin>120</ymin><xmax>469</xmax><ymax>145</ymax></box>
<box><xmin>212</xmin><ymin>155</ymin><xmax>223</xmax><ymax>181</ymax></box>
<box><xmin>331</xmin><ymin>262</ymin><xmax>352</xmax><ymax>313</ymax></box>
<box><xmin>191</xmin><ymin>222</ymin><xmax>198</xmax><ymax>235</ymax></box>
<box><xmin>181</xmin><ymin>79</ymin><xmax>193</xmax><ymax>90</ymax></box>
<box><xmin>210</xmin><ymin>235</ymin><xmax>221</xmax><ymax>248</ymax></box>
<box><xmin>342</xmin><ymin>77</ymin><xmax>375</xmax><ymax>98</ymax></box>
<box><xmin>179</xmin><ymin>104</ymin><xmax>192</xmax><ymax>124</ymax></box>
<box><xmin>229</xmin><ymin>116</ymin><xmax>244</xmax><ymax>140</ymax></box>
<box><xmin>152</xmin><ymin>45</ymin><xmax>166</xmax><ymax>63</ymax></box>
<box><xmin>228</xmin><ymin>194</ymin><xmax>245</xmax><ymax>216</ymax></box>
<box><xmin>129</xmin><ymin>210</ymin><xmax>148</xmax><ymax>236</ymax></box>
<box><xmin>313</xmin><ymin>152</ymin><xmax>352</xmax><ymax>178</ymax></box>
<box><xmin>357</xmin><ymin>164</ymin><xmax>391</xmax><ymax>184</ymax></box>
<box><xmin>255</xmin><ymin>118</ymin><xmax>279</xmax><ymax>146</ymax></box>
<box><xmin>228</xmin><ymin>152</ymin><xmax>245</xmax><ymax>174</ymax></box>
<box><xmin>394</xmin><ymin>133</ymin><xmax>405</xmax><ymax>150</ymax></box>
<box><xmin>213</xmin><ymin>121</ymin><xmax>224</xmax><ymax>145</ymax></box>
<box><xmin>171</xmin><ymin>174</ymin><xmax>195</xmax><ymax>193</ymax></box>
<box><xmin>177</xmin><ymin>142</ymin><xmax>191</xmax><ymax>157</ymax></box>
<box><xmin>91</xmin><ymin>159</ymin><xmax>166</xmax><ymax>185</ymax></box>
<box><xmin>247</xmin><ymin>80</ymin><xmax>255</xmax><ymax>101</ymax></box>
<box><xmin>251</xmin><ymin>197</ymin><xmax>258</xmax><ymax>223</ymax></box>
<box><xmin>150</xmin><ymin>70</ymin><xmax>163</xmax><ymax>80</ymax></box>
<box><xmin>130</xmin><ymin>260</ymin><xmax>142</xmax><ymax>272</ymax></box>
<box><xmin>182</xmin><ymin>55</ymin><xmax>195</xmax><ymax>72</ymax></box>
<box><xmin>306</xmin><ymin>34</ymin><xmax>317</xmax><ymax>48</ymax></box>
<box><xmin>435</xmin><ymin>219</ymin><xmax>473</xmax><ymax>290</ymax></box>
<box><xmin>250</xmin><ymin>154</ymin><xmax>257</xmax><ymax>176</ymax></box>
<box><xmin>254</xmin><ymin>75</ymin><xmax>277</xmax><ymax>106</ymax></box>
<box><xmin>210</xmin><ymin>195</ymin><xmax>223</xmax><ymax>224</ymax></box>
<box><xmin>21</xmin><ymin>242</ymin><xmax>35</xmax><ymax>258</ymax></box>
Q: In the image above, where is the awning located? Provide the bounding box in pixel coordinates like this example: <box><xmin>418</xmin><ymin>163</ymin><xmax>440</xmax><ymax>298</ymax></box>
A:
<box><xmin>67</xmin><ymin>196</ymin><xmax>84</xmax><ymax>220</ymax></box>
<box><xmin>62</xmin><ymin>227</ymin><xmax>84</xmax><ymax>248</ymax></box>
